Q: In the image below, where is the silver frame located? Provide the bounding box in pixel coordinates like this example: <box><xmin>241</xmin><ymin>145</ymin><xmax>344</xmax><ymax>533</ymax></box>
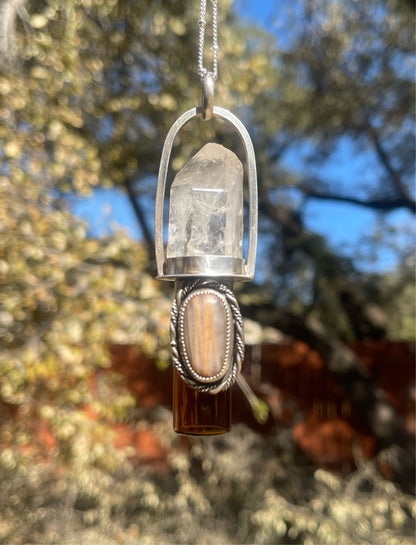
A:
<box><xmin>155</xmin><ymin>106</ymin><xmax>258</xmax><ymax>281</ymax></box>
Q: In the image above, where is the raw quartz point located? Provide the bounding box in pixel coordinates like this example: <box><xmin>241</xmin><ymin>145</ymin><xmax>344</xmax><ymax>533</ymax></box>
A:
<box><xmin>167</xmin><ymin>143</ymin><xmax>244</xmax><ymax>259</ymax></box>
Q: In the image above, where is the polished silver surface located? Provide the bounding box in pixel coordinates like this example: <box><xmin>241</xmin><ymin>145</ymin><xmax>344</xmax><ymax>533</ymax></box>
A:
<box><xmin>155</xmin><ymin>106</ymin><xmax>258</xmax><ymax>281</ymax></box>
<box><xmin>162</xmin><ymin>256</ymin><xmax>246</xmax><ymax>279</ymax></box>
<box><xmin>201</xmin><ymin>72</ymin><xmax>215</xmax><ymax>120</ymax></box>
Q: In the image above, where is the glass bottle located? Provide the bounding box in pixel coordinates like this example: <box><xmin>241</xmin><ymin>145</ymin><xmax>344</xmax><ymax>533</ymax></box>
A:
<box><xmin>173</xmin><ymin>368</ymin><xmax>231</xmax><ymax>435</ymax></box>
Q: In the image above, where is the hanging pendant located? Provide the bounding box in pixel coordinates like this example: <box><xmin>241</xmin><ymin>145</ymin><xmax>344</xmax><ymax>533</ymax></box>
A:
<box><xmin>155</xmin><ymin>99</ymin><xmax>257</xmax><ymax>435</ymax></box>
<box><xmin>171</xmin><ymin>278</ymin><xmax>245</xmax><ymax>394</ymax></box>
<box><xmin>155</xmin><ymin>106</ymin><xmax>257</xmax><ymax>281</ymax></box>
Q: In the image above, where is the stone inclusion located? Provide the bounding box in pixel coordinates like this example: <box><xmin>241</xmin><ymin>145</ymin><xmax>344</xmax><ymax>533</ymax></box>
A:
<box><xmin>167</xmin><ymin>143</ymin><xmax>243</xmax><ymax>259</ymax></box>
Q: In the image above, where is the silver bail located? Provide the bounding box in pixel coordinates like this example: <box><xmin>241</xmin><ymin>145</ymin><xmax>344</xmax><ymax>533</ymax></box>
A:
<box><xmin>201</xmin><ymin>71</ymin><xmax>215</xmax><ymax>120</ymax></box>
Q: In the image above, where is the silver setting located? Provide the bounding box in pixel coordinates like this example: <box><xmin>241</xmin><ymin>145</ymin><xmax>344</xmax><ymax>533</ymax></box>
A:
<box><xmin>177</xmin><ymin>288</ymin><xmax>233</xmax><ymax>383</ymax></box>
<box><xmin>164</xmin><ymin>256</ymin><xmax>246</xmax><ymax>278</ymax></box>
<box><xmin>155</xmin><ymin>106</ymin><xmax>258</xmax><ymax>282</ymax></box>
<box><xmin>170</xmin><ymin>279</ymin><xmax>245</xmax><ymax>394</ymax></box>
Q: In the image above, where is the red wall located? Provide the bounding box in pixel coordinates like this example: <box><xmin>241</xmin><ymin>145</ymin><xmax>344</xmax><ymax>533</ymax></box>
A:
<box><xmin>108</xmin><ymin>341</ymin><xmax>414</xmax><ymax>471</ymax></box>
<box><xmin>2</xmin><ymin>342</ymin><xmax>413</xmax><ymax>473</ymax></box>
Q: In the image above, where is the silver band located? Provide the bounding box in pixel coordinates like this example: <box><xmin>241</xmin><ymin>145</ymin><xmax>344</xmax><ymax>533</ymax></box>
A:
<box><xmin>163</xmin><ymin>256</ymin><xmax>246</xmax><ymax>279</ymax></box>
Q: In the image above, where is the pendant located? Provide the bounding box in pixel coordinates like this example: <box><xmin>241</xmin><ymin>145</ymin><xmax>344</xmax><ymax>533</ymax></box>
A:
<box><xmin>155</xmin><ymin>98</ymin><xmax>257</xmax><ymax>434</ymax></box>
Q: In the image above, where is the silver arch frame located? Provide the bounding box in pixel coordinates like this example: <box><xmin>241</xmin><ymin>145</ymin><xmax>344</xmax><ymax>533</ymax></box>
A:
<box><xmin>155</xmin><ymin>106</ymin><xmax>257</xmax><ymax>281</ymax></box>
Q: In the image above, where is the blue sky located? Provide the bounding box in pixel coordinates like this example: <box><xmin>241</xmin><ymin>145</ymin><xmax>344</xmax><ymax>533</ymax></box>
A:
<box><xmin>72</xmin><ymin>0</ymin><xmax>413</xmax><ymax>276</ymax></box>
<box><xmin>235</xmin><ymin>0</ymin><xmax>276</xmax><ymax>24</ymax></box>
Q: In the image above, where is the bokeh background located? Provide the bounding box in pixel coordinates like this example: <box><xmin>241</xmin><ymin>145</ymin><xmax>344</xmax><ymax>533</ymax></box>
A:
<box><xmin>0</xmin><ymin>0</ymin><xmax>415</xmax><ymax>543</ymax></box>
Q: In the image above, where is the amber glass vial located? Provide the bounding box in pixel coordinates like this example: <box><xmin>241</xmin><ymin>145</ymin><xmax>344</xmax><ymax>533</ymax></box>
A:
<box><xmin>173</xmin><ymin>368</ymin><xmax>231</xmax><ymax>435</ymax></box>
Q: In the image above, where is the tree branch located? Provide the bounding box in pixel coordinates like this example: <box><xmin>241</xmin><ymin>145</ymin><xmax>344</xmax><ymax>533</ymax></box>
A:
<box><xmin>301</xmin><ymin>187</ymin><xmax>416</xmax><ymax>214</ymax></box>
<box><xmin>124</xmin><ymin>179</ymin><xmax>156</xmax><ymax>270</ymax></box>
<box><xmin>369</xmin><ymin>128</ymin><xmax>412</xmax><ymax>204</ymax></box>
<box><xmin>258</xmin><ymin>180</ymin><xmax>304</xmax><ymax>240</ymax></box>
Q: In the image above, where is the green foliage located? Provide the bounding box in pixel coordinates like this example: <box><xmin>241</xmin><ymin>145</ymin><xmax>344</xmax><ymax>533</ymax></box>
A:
<box><xmin>0</xmin><ymin>1</ymin><xmax>414</xmax><ymax>542</ymax></box>
<box><xmin>0</xmin><ymin>0</ymin><xmax>277</xmax><ymax>475</ymax></box>
<box><xmin>250</xmin><ymin>0</ymin><xmax>415</xmax><ymax>337</ymax></box>
<box><xmin>1</xmin><ymin>0</ymin><xmax>413</xmax><ymax>343</ymax></box>
<box><xmin>383</xmin><ymin>257</ymin><xmax>416</xmax><ymax>340</ymax></box>
<box><xmin>0</xmin><ymin>0</ymin><xmax>272</xmax><ymax>196</ymax></box>
<box><xmin>0</xmin><ymin>418</ymin><xmax>414</xmax><ymax>544</ymax></box>
<box><xmin>0</xmin><ymin>170</ymin><xmax>171</xmax><ymax>469</ymax></box>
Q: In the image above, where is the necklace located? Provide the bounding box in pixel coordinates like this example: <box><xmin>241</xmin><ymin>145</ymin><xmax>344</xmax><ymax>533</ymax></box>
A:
<box><xmin>198</xmin><ymin>0</ymin><xmax>219</xmax><ymax>80</ymax></box>
<box><xmin>154</xmin><ymin>0</ymin><xmax>258</xmax><ymax>434</ymax></box>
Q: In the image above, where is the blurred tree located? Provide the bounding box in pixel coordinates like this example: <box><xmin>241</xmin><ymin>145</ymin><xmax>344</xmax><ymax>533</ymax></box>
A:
<box><xmin>243</xmin><ymin>0</ymin><xmax>415</xmax><ymax>485</ymax></box>
<box><xmin>0</xmin><ymin>0</ymin><xmax>175</xmax><ymax>461</ymax></box>
<box><xmin>0</xmin><ymin>0</ymin><xmax>414</xmax><ymax>483</ymax></box>
<box><xmin>0</xmin><ymin>168</ymin><xmax>172</xmax><ymax>468</ymax></box>
<box><xmin>249</xmin><ymin>0</ymin><xmax>415</xmax><ymax>322</ymax></box>
<box><xmin>0</xmin><ymin>0</ymin><xmax>275</xmax><ymax>466</ymax></box>
<box><xmin>0</xmin><ymin>0</ymin><xmax>271</xmax><ymax>261</ymax></box>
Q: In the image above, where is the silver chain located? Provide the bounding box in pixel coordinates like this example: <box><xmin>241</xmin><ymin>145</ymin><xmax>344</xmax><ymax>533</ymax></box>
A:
<box><xmin>197</xmin><ymin>0</ymin><xmax>218</xmax><ymax>79</ymax></box>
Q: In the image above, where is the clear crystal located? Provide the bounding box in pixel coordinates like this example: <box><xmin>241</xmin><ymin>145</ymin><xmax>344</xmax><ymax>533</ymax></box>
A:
<box><xmin>167</xmin><ymin>143</ymin><xmax>243</xmax><ymax>258</ymax></box>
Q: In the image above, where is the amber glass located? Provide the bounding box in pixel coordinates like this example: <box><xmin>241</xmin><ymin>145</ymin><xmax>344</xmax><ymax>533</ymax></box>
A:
<box><xmin>173</xmin><ymin>368</ymin><xmax>231</xmax><ymax>435</ymax></box>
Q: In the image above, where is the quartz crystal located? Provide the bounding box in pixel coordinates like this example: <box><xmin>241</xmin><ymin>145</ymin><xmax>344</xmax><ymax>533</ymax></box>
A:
<box><xmin>167</xmin><ymin>143</ymin><xmax>243</xmax><ymax>259</ymax></box>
